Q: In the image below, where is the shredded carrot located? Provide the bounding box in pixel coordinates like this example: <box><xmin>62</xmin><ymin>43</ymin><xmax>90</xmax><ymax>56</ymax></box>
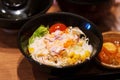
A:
<box><xmin>64</xmin><ymin>28</ymin><xmax>69</xmax><ymax>33</ymax></box>
<box><xmin>64</xmin><ymin>39</ymin><xmax>74</xmax><ymax>48</ymax></box>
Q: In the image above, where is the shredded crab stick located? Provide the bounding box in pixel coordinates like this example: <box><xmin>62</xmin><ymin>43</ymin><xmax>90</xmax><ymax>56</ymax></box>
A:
<box><xmin>28</xmin><ymin>23</ymin><xmax>93</xmax><ymax>68</ymax></box>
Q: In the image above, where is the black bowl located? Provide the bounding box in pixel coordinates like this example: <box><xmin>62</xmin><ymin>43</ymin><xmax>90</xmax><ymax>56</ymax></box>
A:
<box><xmin>0</xmin><ymin>0</ymin><xmax>53</xmax><ymax>30</ymax></box>
<box><xmin>56</xmin><ymin>0</ymin><xmax>114</xmax><ymax>23</ymax></box>
<box><xmin>18</xmin><ymin>12</ymin><xmax>103</xmax><ymax>76</ymax></box>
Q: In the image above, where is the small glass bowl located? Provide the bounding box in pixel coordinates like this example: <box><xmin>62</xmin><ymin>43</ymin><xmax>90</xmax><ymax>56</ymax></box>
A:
<box><xmin>96</xmin><ymin>31</ymin><xmax>120</xmax><ymax>69</ymax></box>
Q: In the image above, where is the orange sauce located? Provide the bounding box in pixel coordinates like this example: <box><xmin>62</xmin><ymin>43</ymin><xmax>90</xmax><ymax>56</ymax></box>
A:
<box><xmin>98</xmin><ymin>41</ymin><xmax>120</xmax><ymax>65</ymax></box>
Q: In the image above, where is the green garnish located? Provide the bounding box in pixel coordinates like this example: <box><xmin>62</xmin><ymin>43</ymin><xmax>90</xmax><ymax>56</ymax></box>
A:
<box><xmin>29</xmin><ymin>25</ymin><xmax>49</xmax><ymax>44</ymax></box>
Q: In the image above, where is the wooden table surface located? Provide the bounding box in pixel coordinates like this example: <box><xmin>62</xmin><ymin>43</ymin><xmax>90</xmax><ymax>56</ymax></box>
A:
<box><xmin>0</xmin><ymin>1</ymin><xmax>120</xmax><ymax>80</ymax></box>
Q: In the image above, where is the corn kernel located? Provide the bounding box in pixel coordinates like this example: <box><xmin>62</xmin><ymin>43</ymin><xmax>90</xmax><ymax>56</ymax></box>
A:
<box><xmin>28</xmin><ymin>48</ymin><xmax>34</xmax><ymax>53</ymax></box>
<box><xmin>68</xmin><ymin>52</ymin><xmax>75</xmax><ymax>58</ymax></box>
<box><xmin>67</xmin><ymin>58</ymin><xmax>76</xmax><ymax>65</ymax></box>
<box><xmin>85</xmin><ymin>50</ymin><xmax>90</xmax><ymax>57</ymax></box>
<box><xmin>73</xmin><ymin>54</ymin><xmax>80</xmax><ymax>60</ymax></box>
<box><xmin>80</xmin><ymin>50</ymin><xmax>90</xmax><ymax>61</ymax></box>
<box><xmin>80</xmin><ymin>54</ymin><xmax>86</xmax><ymax>61</ymax></box>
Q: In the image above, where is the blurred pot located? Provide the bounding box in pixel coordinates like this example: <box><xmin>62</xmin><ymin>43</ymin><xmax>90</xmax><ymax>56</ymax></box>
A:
<box><xmin>57</xmin><ymin>0</ymin><xmax>115</xmax><ymax>23</ymax></box>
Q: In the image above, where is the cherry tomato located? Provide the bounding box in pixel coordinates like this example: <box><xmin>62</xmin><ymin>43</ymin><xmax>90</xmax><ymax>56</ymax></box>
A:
<box><xmin>49</xmin><ymin>23</ymin><xmax>67</xmax><ymax>33</ymax></box>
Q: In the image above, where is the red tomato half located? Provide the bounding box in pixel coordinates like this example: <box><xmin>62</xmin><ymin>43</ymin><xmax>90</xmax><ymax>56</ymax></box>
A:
<box><xmin>49</xmin><ymin>23</ymin><xmax>67</xmax><ymax>33</ymax></box>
